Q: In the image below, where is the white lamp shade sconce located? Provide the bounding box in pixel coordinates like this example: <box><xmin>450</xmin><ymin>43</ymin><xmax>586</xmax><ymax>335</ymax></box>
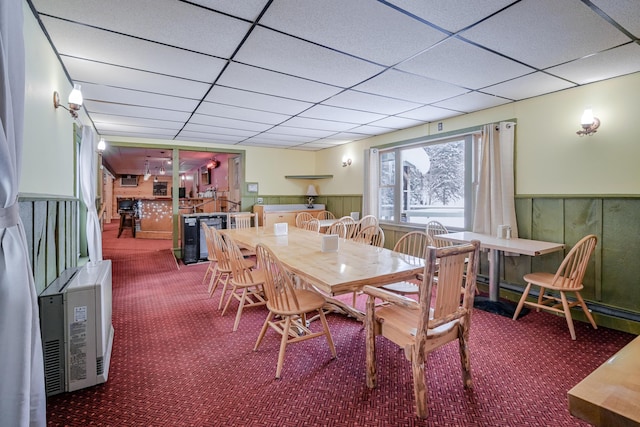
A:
<box><xmin>577</xmin><ymin>107</ymin><xmax>600</xmax><ymax>136</ymax></box>
<box><xmin>53</xmin><ymin>84</ymin><xmax>83</xmax><ymax>119</ymax></box>
<box><xmin>97</xmin><ymin>137</ymin><xmax>106</xmax><ymax>151</ymax></box>
<box><xmin>342</xmin><ymin>157</ymin><xmax>352</xmax><ymax>167</ymax></box>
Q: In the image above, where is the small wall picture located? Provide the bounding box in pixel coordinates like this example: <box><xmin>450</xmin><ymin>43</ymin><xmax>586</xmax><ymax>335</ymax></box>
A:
<box><xmin>247</xmin><ymin>182</ymin><xmax>259</xmax><ymax>193</ymax></box>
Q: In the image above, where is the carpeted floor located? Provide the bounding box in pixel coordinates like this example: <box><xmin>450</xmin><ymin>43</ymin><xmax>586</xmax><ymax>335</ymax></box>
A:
<box><xmin>45</xmin><ymin>223</ymin><xmax>635</xmax><ymax>426</ymax></box>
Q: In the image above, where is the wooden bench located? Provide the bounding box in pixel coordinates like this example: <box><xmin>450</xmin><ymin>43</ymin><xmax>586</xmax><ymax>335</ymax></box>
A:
<box><xmin>568</xmin><ymin>335</ymin><xmax>640</xmax><ymax>426</ymax></box>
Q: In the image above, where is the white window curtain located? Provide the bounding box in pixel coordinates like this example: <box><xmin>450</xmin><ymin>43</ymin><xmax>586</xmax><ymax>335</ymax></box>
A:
<box><xmin>0</xmin><ymin>0</ymin><xmax>47</xmax><ymax>424</ymax></box>
<box><xmin>363</xmin><ymin>148</ymin><xmax>378</xmax><ymax>216</ymax></box>
<box><xmin>472</xmin><ymin>122</ymin><xmax>518</xmax><ymax>238</ymax></box>
<box><xmin>79</xmin><ymin>127</ymin><xmax>103</xmax><ymax>264</ymax></box>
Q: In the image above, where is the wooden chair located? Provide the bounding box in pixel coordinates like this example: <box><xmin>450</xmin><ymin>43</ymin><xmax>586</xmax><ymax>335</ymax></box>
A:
<box><xmin>201</xmin><ymin>222</ymin><xmax>219</xmax><ymax>293</ymax></box>
<box><xmin>512</xmin><ymin>234</ymin><xmax>598</xmax><ymax>340</ymax></box>
<box><xmin>295</xmin><ymin>211</ymin><xmax>315</xmax><ymax>228</ymax></box>
<box><xmin>381</xmin><ymin>231</ymin><xmax>432</xmax><ymax>295</ymax></box>
<box><xmin>425</xmin><ymin>220</ymin><xmax>449</xmax><ymax>248</ymax></box>
<box><xmin>302</xmin><ymin>218</ymin><xmax>320</xmax><ymax>232</ymax></box>
<box><xmin>338</xmin><ymin>216</ymin><xmax>357</xmax><ymax>239</ymax></box>
<box><xmin>254</xmin><ymin>243</ymin><xmax>337</xmax><ymax>379</ymax></box>
<box><xmin>325</xmin><ymin>219</ymin><xmax>348</xmax><ymax>238</ymax></box>
<box><xmin>221</xmin><ymin>234</ymin><xmax>267</xmax><ymax>331</ymax></box>
<box><xmin>353</xmin><ymin>225</ymin><xmax>385</xmax><ymax>248</ymax></box>
<box><xmin>317</xmin><ymin>210</ymin><xmax>335</xmax><ymax>220</ymax></box>
<box><xmin>363</xmin><ymin>240</ymin><xmax>480</xmax><ymax>419</ymax></box>
<box><xmin>229</xmin><ymin>212</ymin><xmax>258</xmax><ymax>256</ymax></box>
<box><xmin>353</xmin><ymin>214</ymin><xmax>378</xmax><ymax>238</ymax></box>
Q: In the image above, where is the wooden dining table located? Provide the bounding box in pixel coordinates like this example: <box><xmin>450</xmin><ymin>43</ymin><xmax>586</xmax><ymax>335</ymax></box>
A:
<box><xmin>222</xmin><ymin>227</ymin><xmax>424</xmax><ymax>320</ymax></box>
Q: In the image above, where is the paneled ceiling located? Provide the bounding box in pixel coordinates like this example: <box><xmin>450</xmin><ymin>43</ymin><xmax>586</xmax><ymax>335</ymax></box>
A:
<box><xmin>30</xmin><ymin>0</ymin><xmax>640</xmax><ymax>160</ymax></box>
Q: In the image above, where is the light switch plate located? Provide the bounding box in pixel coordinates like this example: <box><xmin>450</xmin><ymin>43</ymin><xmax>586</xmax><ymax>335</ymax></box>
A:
<box><xmin>257</xmin><ymin>197</ymin><xmax>263</xmax><ymax>204</ymax></box>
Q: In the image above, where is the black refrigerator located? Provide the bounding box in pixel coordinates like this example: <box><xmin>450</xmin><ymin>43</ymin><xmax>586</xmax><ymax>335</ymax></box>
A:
<box><xmin>181</xmin><ymin>213</ymin><xmax>228</xmax><ymax>264</ymax></box>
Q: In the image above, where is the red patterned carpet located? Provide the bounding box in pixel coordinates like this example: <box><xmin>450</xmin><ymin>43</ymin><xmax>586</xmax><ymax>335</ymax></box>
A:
<box><xmin>46</xmin><ymin>223</ymin><xmax>635</xmax><ymax>426</ymax></box>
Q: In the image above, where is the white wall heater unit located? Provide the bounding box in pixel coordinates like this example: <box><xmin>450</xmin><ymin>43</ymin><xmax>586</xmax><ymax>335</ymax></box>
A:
<box><xmin>38</xmin><ymin>260</ymin><xmax>114</xmax><ymax>396</ymax></box>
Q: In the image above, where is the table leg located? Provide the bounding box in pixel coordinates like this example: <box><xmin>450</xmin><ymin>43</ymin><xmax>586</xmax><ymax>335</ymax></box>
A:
<box><xmin>488</xmin><ymin>249</ymin><xmax>500</xmax><ymax>302</ymax></box>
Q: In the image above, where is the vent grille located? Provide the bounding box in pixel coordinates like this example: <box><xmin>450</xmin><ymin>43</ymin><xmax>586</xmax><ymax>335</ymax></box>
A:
<box><xmin>120</xmin><ymin>176</ymin><xmax>138</xmax><ymax>187</ymax></box>
<box><xmin>43</xmin><ymin>339</ymin><xmax>64</xmax><ymax>396</ymax></box>
<box><xmin>96</xmin><ymin>356</ymin><xmax>104</xmax><ymax>376</ymax></box>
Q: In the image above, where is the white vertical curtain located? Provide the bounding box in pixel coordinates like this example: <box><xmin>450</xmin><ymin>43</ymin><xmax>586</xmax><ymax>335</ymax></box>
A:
<box><xmin>79</xmin><ymin>126</ymin><xmax>103</xmax><ymax>264</ymax></box>
<box><xmin>472</xmin><ymin>121</ymin><xmax>518</xmax><ymax>237</ymax></box>
<box><xmin>363</xmin><ymin>148</ymin><xmax>379</xmax><ymax>216</ymax></box>
<box><xmin>0</xmin><ymin>0</ymin><xmax>47</xmax><ymax>424</ymax></box>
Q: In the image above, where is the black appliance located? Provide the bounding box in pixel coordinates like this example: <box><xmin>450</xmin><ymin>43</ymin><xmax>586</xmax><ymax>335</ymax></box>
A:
<box><xmin>181</xmin><ymin>214</ymin><xmax>228</xmax><ymax>264</ymax></box>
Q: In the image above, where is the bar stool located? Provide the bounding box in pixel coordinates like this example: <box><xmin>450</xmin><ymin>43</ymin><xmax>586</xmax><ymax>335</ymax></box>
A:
<box><xmin>118</xmin><ymin>210</ymin><xmax>136</xmax><ymax>238</ymax></box>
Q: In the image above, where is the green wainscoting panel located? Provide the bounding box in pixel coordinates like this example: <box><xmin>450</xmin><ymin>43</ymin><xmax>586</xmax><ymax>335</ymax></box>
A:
<box><xmin>601</xmin><ymin>199</ymin><xmax>640</xmax><ymax>310</ymax></box>
<box><xmin>249</xmin><ymin>195</ymin><xmax>363</xmax><ymax>220</ymax></box>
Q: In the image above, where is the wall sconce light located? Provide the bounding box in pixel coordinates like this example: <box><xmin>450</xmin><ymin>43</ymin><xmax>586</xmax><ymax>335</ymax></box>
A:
<box><xmin>53</xmin><ymin>84</ymin><xmax>83</xmax><ymax>118</ymax></box>
<box><xmin>97</xmin><ymin>137</ymin><xmax>106</xmax><ymax>151</ymax></box>
<box><xmin>207</xmin><ymin>158</ymin><xmax>219</xmax><ymax>169</ymax></box>
<box><xmin>576</xmin><ymin>107</ymin><xmax>600</xmax><ymax>136</ymax></box>
<box><xmin>342</xmin><ymin>158</ymin><xmax>352</xmax><ymax>167</ymax></box>
<box><xmin>306</xmin><ymin>184</ymin><xmax>318</xmax><ymax>208</ymax></box>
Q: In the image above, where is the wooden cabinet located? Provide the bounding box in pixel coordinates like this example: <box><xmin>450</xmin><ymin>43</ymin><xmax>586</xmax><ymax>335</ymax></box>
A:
<box><xmin>254</xmin><ymin>204</ymin><xmax>325</xmax><ymax>227</ymax></box>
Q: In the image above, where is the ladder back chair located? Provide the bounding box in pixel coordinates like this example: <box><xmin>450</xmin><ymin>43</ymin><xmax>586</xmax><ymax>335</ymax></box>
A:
<box><xmin>512</xmin><ymin>234</ymin><xmax>598</xmax><ymax>340</ymax></box>
<box><xmin>363</xmin><ymin>240</ymin><xmax>480</xmax><ymax>419</ymax></box>
<box><xmin>222</xmin><ymin>234</ymin><xmax>267</xmax><ymax>332</ymax></box>
<box><xmin>254</xmin><ymin>243</ymin><xmax>336</xmax><ymax>379</ymax></box>
<box><xmin>229</xmin><ymin>212</ymin><xmax>258</xmax><ymax>256</ymax></box>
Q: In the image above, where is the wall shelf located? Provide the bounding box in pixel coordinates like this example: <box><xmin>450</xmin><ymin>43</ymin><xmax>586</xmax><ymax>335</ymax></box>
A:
<box><xmin>285</xmin><ymin>175</ymin><xmax>333</xmax><ymax>180</ymax></box>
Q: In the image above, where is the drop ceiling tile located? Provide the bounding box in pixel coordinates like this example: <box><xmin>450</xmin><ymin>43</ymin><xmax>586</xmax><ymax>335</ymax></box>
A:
<box><xmin>252</xmin><ymin>132</ymin><xmax>318</xmax><ymax>143</ymax></box>
<box><xmin>175</xmin><ymin>135</ymin><xmax>241</xmax><ymax>145</ymax></box>
<box><xmin>367</xmin><ymin>116</ymin><xmax>427</xmax><ymax>130</ymax></box>
<box><xmin>241</xmin><ymin>138</ymin><xmax>305</xmax><ymax>147</ymax></box>
<box><xmin>83</xmin><ymin>101</ymin><xmax>192</xmax><ymax>123</ymax></box>
<box><xmin>33</xmin><ymin>0</ymin><xmax>251</xmax><ymax>57</ymax></box>
<box><xmin>483</xmin><ymin>72</ymin><xmax>576</xmax><ymax>100</ymax></box>
<box><xmin>188</xmin><ymin>0</ymin><xmax>270</xmax><ymax>21</ymax></box>
<box><xmin>62</xmin><ymin>57</ymin><xmax>210</xmax><ymax>99</ymax></box>
<box><xmin>322</xmin><ymin>132</ymin><xmax>370</xmax><ymax>142</ymax></box>
<box><xmin>80</xmin><ymin>83</ymin><xmax>200</xmax><ymax>111</ymax></box>
<box><xmin>266</xmin><ymin>126</ymin><xmax>336</xmax><ymax>138</ymax></box>
<box><xmin>205</xmin><ymin>86</ymin><xmax>313</xmax><ymax>115</ymax></box>
<box><xmin>259</xmin><ymin>0</ymin><xmax>447</xmax><ymax>65</ymax></box>
<box><xmin>100</xmin><ymin>130</ymin><xmax>176</xmax><ymax>140</ymax></box>
<box><xmin>95</xmin><ymin>122</ymin><xmax>178</xmax><ymax>136</ymax></box>
<box><xmin>546</xmin><ymin>43</ymin><xmax>640</xmax><ymax>85</ymax></box>
<box><xmin>177</xmin><ymin>130</ymin><xmax>248</xmax><ymax>143</ymax></box>
<box><xmin>432</xmin><ymin>91</ymin><xmax>512</xmax><ymax>113</ymax></box>
<box><xmin>91</xmin><ymin>113</ymin><xmax>184</xmax><ymax>130</ymax></box>
<box><xmin>591</xmin><ymin>0</ymin><xmax>640</xmax><ymax>38</ymax></box>
<box><xmin>354</xmin><ymin>69</ymin><xmax>469</xmax><ymax>104</ymax></box>
<box><xmin>461</xmin><ymin>0</ymin><xmax>631</xmax><ymax>69</ymax></box>
<box><xmin>188</xmin><ymin>115</ymin><xmax>272</xmax><ymax>132</ymax></box>
<box><xmin>235</xmin><ymin>27</ymin><xmax>384</xmax><ymax>87</ymax></box>
<box><xmin>299</xmin><ymin>105</ymin><xmax>386</xmax><ymax>124</ymax></box>
<box><xmin>217</xmin><ymin>63</ymin><xmax>343</xmax><ymax>102</ymax></box>
<box><xmin>398</xmin><ymin>105</ymin><xmax>460</xmax><ymax>122</ymax></box>
<box><xmin>396</xmin><ymin>38</ymin><xmax>534</xmax><ymax>89</ymax></box>
<box><xmin>281</xmin><ymin>116</ymin><xmax>358</xmax><ymax>132</ymax></box>
<box><xmin>195</xmin><ymin>102</ymin><xmax>290</xmax><ymax>125</ymax></box>
<box><xmin>348</xmin><ymin>124</ymin><xmax>397</xmax><ymax>135</ymax></box>
<box><xmin>39</xmin><ymin>17</ymin><xmax>226</xmax><ymax>82</ymax></box>
<box><xmin>322</xmin><ymin>90</ymin><xmax>421</xmax><ymax>115</ymax></box>
<box><xmin>385</xmin><ymin>0</ymin><xmax>516</xmax><ymax>32</ymax></box>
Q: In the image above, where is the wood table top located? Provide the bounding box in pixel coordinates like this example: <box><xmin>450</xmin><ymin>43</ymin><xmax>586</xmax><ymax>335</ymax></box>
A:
<box><xmin>439</xmin><ymin>231</ymin><xmax>565</xmax><ymax>256</ymax></box>
<box><xmin>223</xmin><ymin>227</ymin><xmax>423</xmax><ymax>296</ymax></box>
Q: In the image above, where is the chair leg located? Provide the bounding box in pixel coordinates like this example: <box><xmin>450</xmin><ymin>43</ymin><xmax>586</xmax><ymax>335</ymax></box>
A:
<box><xmin>254</xmin><ymin>311</ymin><xmax>273</xmax><ymax>351</ymax></box>
<box><xmin>217</xmin><ymin>275</ymin><xmax>230</xmax><ymax>310</ymax></box>
<box><xmin>365</xmin><ymin>295</ymin><xmax>377</xmax><ymax>389</ymax></box>
<box><xmin>275</xmin><ymin>316</ymin><xmax>292</xmax><ymax>379</ymax></box>
<box><xmin>232</xmin><ymin>288</ymin><xmax>249</xmax><ymax>332</ymax></box>
<box><xmin>458</xmin><ymin>324</ymin><xmax>473</xmax><ymax>389</ymax></box>
<box><xmin>221</xmin><ymin>284</ymin><xmax>237</xmax><ymax>316</ymax></box>
<box><xmin>560</xmin><ymin>291</ymin><xmax>577</xmax><ymax>340</ymax></box>
<box><xmin>317</xmin><ymin>308</ymin><xmax>336</xmax><ymax>358</ymax></box>
<box><xmin>411</xmin><ymin>345</ymin><xmax>428</xmax><ymax>419</ymax></box>
<box><xmin>512</xmin><ymin>283</ymin><xmax>532</xmax><ymax>320</ymax></box>
<box><xmin>575</xmin><ymin>291</ymin><xmax>598</xmax><ymax>330</ymax></box>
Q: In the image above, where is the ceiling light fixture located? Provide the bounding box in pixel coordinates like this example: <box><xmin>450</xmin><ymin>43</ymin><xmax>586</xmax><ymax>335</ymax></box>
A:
<box><xmin>576</xmin><ymin>107</ymin><xmax>600</xmax><ymax>136</ymax></box>
<box><xmin>159</xmin><ymin>162</ymin><xmax>166</xmax><ymax>175</ymax></box>
<box><xmin>53</xmin><ymin>83</ymin><xmax>83</xmax><ymax>118</ymax></box>
<box><xmin>143</xmin><ymin>160</ymin><xmax>151</xmax><ymax>181</ymax></box>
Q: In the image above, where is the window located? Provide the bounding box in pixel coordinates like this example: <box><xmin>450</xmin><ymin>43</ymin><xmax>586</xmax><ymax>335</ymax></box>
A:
<box><xmin>378</xmin><ymin>134</ymin><xmax>474</xmax><ymax>230</ymax></box>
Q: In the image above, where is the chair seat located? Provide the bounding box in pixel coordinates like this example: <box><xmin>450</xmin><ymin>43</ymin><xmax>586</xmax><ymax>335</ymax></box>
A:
<box><xmin>523</xmin><ymin>272</ymin><xmax>585</xmax><ymax>291</ymax></box>
<box><xmin>268</xmin><ymin>289</ymin><xmax>326</xmax><ymax>316</ymax></box>
<box><xmin>381</xmin><ymin>281</ymin><xmax>419</xmax><ymax>295</ymax></box>
<box><xmin>231</xmin><ymin>269</ymin><xmax>266</xmax><ymax>288</ymax></box>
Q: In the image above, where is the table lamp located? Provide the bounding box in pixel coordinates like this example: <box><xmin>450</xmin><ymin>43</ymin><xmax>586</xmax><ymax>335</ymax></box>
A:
<box><xmin>306</xmin><ymin>185</ymin><xmax>318</xmax><ymax>208</ymax></box>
